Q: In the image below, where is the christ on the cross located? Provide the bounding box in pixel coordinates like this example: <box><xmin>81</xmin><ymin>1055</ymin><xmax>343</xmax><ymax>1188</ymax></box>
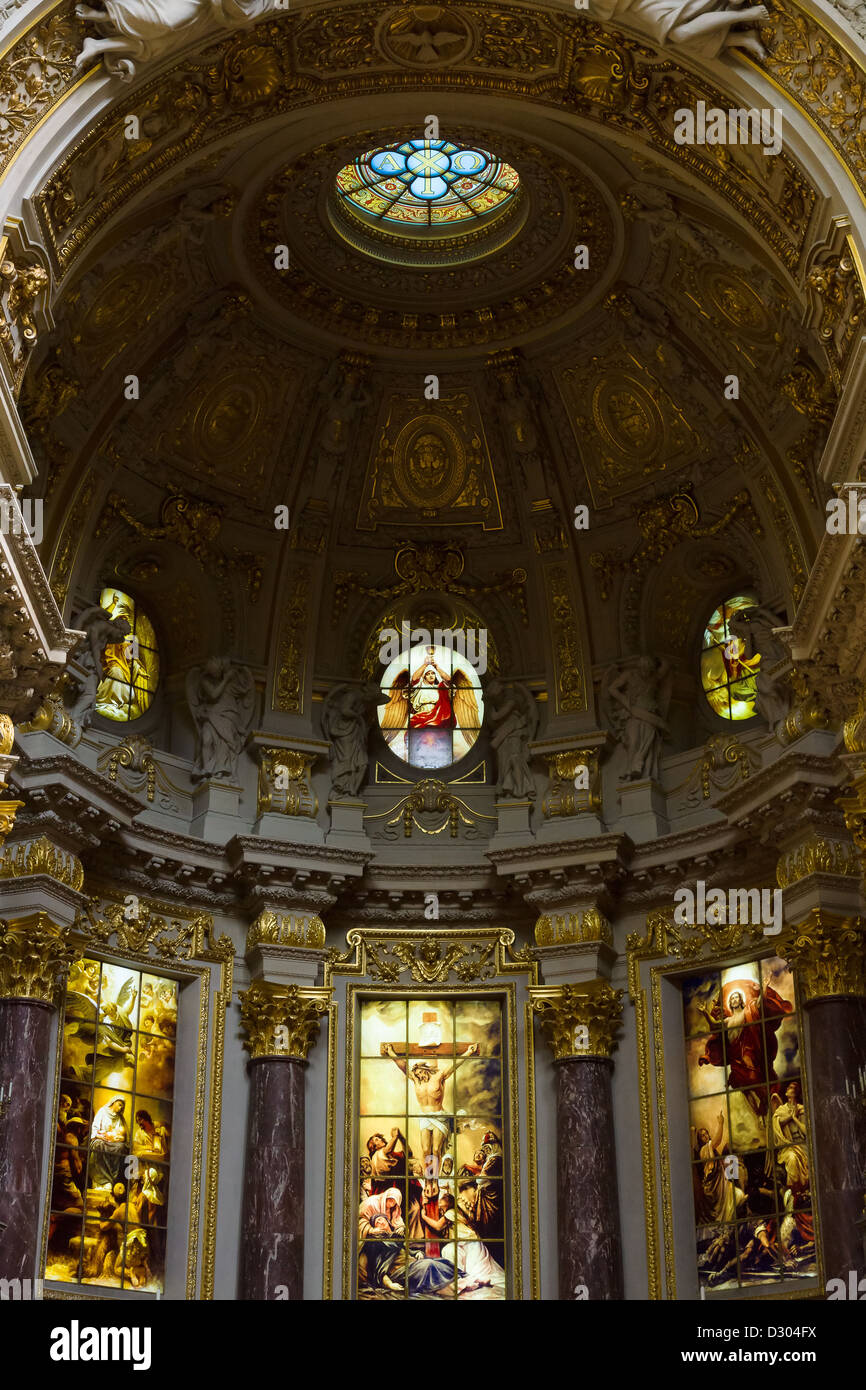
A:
<box><xmin>383</xmin><ymin>1042</ymin><xmax>478</xmax><ymax>1161</ymax></box>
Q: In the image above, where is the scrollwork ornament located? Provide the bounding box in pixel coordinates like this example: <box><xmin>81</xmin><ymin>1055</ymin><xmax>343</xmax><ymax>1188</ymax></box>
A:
<box><xmin>238</xmin><ymin>980</ymin><xmax>331</xmax><ymax>1060</ymax></box>
<box><xmin>530</xmin><ymin>980</ymin><xmax>624</xmax><ymax>1060</ymax></box>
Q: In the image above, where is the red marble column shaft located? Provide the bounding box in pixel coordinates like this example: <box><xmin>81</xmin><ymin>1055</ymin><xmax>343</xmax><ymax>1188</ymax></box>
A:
<box><xmin>0</xmin><ymin>998</ymin><xmax>53</xmax><ymax>1289</ymax></box>
<box><xmin>806</xmin><ymin>997</ymin><xmax>866</xmax><ymax>1283</ymax></box>
<box><xmin>239</xmin><ymin>1056</ymin><xmax>306</xmax><ymax>1300</ymax></box>
<box><xmin>556</xmin><ymin>1057</ymin><xmax>624</xmax><ymax>1300</ymax></box>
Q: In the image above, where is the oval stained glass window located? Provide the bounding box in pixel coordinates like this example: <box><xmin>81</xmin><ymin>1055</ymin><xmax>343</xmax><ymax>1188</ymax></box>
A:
<box><xmin>700</xmin><ymin>594</ymin><xmax>760</xmax><ymax>722</ymax></box>
<box><xmin>95</xmin><ymin>588</ymin><xmax>160</xmax><ymax>723</ymax></box>
<box><xmin>335</xmin><ymin>138</ymin><xmax>519</xmax><ymax>230</ymax></box>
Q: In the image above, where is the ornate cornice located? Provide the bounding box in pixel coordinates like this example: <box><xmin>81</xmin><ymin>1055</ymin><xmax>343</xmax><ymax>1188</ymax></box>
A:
<box><xmin>530</xmin><ymin>979</ymin><xmax>624</xmax><ymax>1060</ymax></box>
<box><xmin>238</xmin><ymin>979</ymin><xmax>331</xmax><ymax>1060</ymax></box>
<box><xmin>777</xmin><ymin>908</ymin><xmax>866</xmax><ymax>1001</ymax></box>
<box><xmin>0</xmin><ymin>911</ymin><xmax>75</xmax><ymax>1002</ymax></box>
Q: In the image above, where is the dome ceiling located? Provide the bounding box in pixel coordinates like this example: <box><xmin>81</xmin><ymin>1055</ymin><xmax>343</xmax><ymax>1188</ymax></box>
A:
<box><xmin>15</xmin><ymin>1</ymin><xmax>858</xmax><ymax>744</ymax></box>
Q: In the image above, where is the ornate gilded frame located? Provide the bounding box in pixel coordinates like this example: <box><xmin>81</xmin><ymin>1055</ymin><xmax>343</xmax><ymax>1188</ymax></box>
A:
<box><xmin>628</xmin><ymin>906</ymin><xmax>823</xmax><ymax>1301</ymax></box>
<box><xmin>321</xmin><ymin>927</ymin><xmax>539</xmax><ymax>1300</ymax></box>
<box><xmin>39</xmin><ymin>889</ymin><xmax>232</xmax><ymax>1300</ymax></box>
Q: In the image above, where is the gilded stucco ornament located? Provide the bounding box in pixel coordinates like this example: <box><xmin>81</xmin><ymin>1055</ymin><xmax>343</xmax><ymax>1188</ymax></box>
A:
<box><xmin>776</xmin><ymin>834</ymin><xmax>860</xmax><ymax>888</ymax></box>
<box><xmin>19</xmin><ymin>693</ymin><xmax>82</xmax><ymax>747</ymax></box>
<box><xmin>535</xmin><ymin>909</ymin><xmax>613</xmax><ymax>947</ymax></box>
<box><xmin>367</xmin><ymin>777</ymin><xmax>496</xmax><ymax>840</ymax></box>
<box><xmin>246</xmin><ymin>910</ymin><xmax>326</xmax><ymax>950</ymax></box>
<box><xmin>0</xmin><ymin>835</ymin><xmax>84</xmax><ymax>890</ymax></box>
<box><xmin>238</xmin><ymin>979</ymin><xmax>331</xmax><ymax>1060</ymax></box>
<box><xmin>542</xmin><ymin>749</ymin><xmax>602</xmax><ymax>819</ymax></box>
<box><xmin>777</xmin><ymin>909</ymin><xmax>866</xmax><ymax>1002</ymax></box>
<box><xmin>76</xmin><ymin>896</ymin><xmax>213</xmax><ymax>961</ymax></box>
<box><xmin>530</xmin><ymin>980</ymin><xmax>625</xmax><ymax>1060</ymax></box>
<box><xmin>256</xmin><ymin>747</ymin><xmax>318</xmax><ymax>818</ymax></box>
<box><xmin>0</xmin><ymin>914</ymin><xmax>75</xmax><ymax>1002</ymax></box>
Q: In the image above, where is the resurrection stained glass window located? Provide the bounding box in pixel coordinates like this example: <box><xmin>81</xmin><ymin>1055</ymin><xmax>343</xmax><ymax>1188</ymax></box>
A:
<box><xmin>681</xmin><ymin>956</ymin><xmax>815</xmax><ymax>1294</ymax></box>
<box><xmin>357</xmin><ymin>998</ymin><xmax>506</xmax><ymax>1300</ymax></box>
<box><xmin>95</xmin><ymin>588</ymin><xmax>159</xmax><ymax>723</ymax></box>
<box><xmin>700</xmin><ymin>594</ymin><xmax>760</xmax><ymax>721</ymax></box>
<box><xmin>335</xmin><ymin>139</ymin><xmax>519</xmax><ymax>229</ymax></box>
<box><xmin>378</xmin><ymin>641</ymin><xmax>483</xmax><ymax>769</ymax></box>
<box><xmin>45</xmin><ymin>956</ymin><xmax>177</xmax><ymax>1293</ymax></box>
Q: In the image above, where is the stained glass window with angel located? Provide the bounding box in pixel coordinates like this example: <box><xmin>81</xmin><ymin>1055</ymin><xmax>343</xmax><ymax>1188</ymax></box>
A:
<box><xmin>45</xmin><ymin>956</ymin><xmax>177</xmax><ymax>1293</ymax></box>
<box><xmin>378</xmin><ymin>642</ymin><xmax>483</xmax><ymax>770</ymax></box>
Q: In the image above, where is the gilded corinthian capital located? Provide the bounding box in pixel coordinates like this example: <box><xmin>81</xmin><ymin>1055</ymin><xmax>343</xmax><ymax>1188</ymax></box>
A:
<box><xmin>239</xmin><ymin>979</ymin><xmax>331</xmax><ymax>1060</ymax></box>
<box><xmin>778</xmin><ymin>910</ymin><xmax>866</xmax><ymax>1003</ymax></box>
<box><xmin>0</xmin><ymin>913</ymin><xmax>74</xmax><ymax>1002</ymax></box>
<box><xmin>530</xmin><ymin>979</ymin><xmax>624</xmax><ymax>1060</ymax></box>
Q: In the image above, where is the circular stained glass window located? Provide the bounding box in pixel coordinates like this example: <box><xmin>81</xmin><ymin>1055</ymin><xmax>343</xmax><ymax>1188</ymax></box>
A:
<box><xmin>331</xmin><ymin>137</ymin><xmax>524</xmax><ymax>266</ymax></box>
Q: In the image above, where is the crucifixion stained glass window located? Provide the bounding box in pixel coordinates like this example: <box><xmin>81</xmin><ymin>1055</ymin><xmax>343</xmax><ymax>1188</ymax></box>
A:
<box><xmin>357</xmin><ymin>998</ymin><xmax>506</xmax><ymax>1300</ymax></box>
<box><xmin>335</xmin><ymin>139</ymin><xmax>519</xmax><ymax>228</ymax></box>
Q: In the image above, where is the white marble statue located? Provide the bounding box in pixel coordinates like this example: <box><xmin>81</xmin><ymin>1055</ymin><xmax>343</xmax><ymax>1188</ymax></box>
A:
<box><xmin>486</xmin><ymin>679</ymin><xmax>539</xmax><ymax>800</ymax></box>
<box><xmin>830</xmin><ymin>0</ymin><xmax>866</xmax><ymax>40</ymax></box>
<box><xmin>321</xmin><ymin>682</ymin><xmax>384</xmax><ymax>799</ymax></box>
<box><xmin>587</xmin><ymin>0</ymin><xmax>769</xmax><ymax>59</ymax></box>
<box><xmin>604</xmin><ymin>656</ymin><xmax>673</xmax><ymax>781</ymax></box>
<box><xmin>186</xmin><ymin>657</ymin><xmax>254</xmax><ymax>783</ymax></box>
<box><xmin>75</xmin><ymin>0</ymin><xmax>273</xmax><ymax>80</ymax></box>
<box><xmin>65</xmin><ymin>604</ymin><xmax>132</xmax><ymax>727</ymax></box>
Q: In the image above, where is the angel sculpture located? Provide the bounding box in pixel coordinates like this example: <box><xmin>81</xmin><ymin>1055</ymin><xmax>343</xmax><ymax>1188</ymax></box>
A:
<box><xmin>321</xmin><ymin>681</ymin><xmax>386</xmax><ymax>798</ymax></box>
<box><xmin>728</xmin><ymin>604</ymin><xmax>791</xmax><ymax>737</ymax></box>
<box><xmin>485</xmin><ymin>678</ymin><xmax>539</xmax><ymax>799</ymax></box>
<box><xmin>65</xmin><ymin>603</ymin><xmax>133</xmax><ymax>727</ymax></box>
<box><xmin>585</xmin><ymin>0</ymin><xmax>768</xmax><ymax>60</ymax></box>
<box><xmin>74</xmin><ymin>0</ymin><xmax>274</xmax><ymax>80</ymax></box>
<box><xmin>379</xmin><ymin>649</ymin><xmax>481</xmax><ymax>767</ymax></box>
<box><xmin>186</xmin><ymin>657</ymin><xmax>254</xmax><ymax>783</ymax></box>
<box><xmin>604</xmin><ymin>656</ymin><xmax>672</xmax><ymax>781</ymax></box>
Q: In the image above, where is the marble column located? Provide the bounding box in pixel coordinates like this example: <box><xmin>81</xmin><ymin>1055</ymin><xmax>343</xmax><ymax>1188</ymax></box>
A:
<box><xmin>0</xmin><ymin>914</ymin><xmax>73</xmax><ymax>1288</ymax></box>
<box><xmin>781</xmin><ymin>911</ymin><xmax>866</xmax><ymax>1285</ymax></box>
<box><xmin>238</xmin><ymin>980</ymin><xmax>330</xmax><ymax>1300</ymax></box>
<box><xmin>531</xmin><ymin>979</ymin><xmax>624</xmax><ymax>1299</ymax></box>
